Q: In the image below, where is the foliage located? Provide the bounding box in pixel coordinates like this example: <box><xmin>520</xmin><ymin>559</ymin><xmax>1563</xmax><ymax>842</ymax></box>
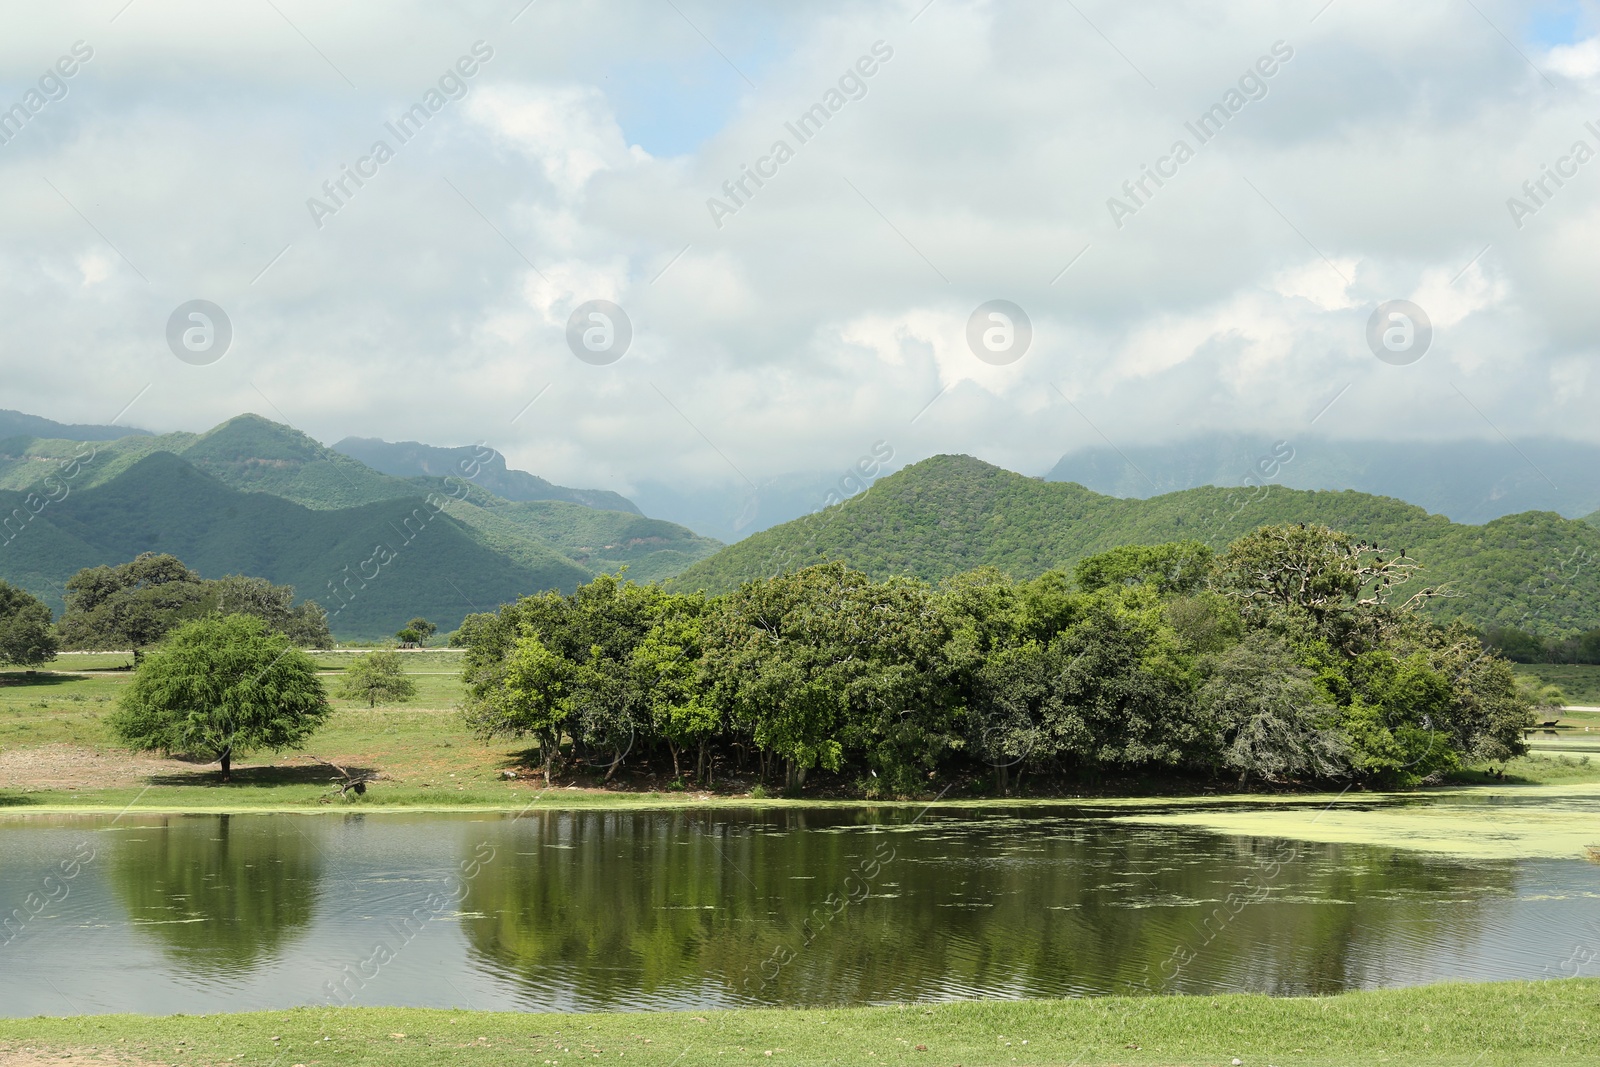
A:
<box><xmin>203</xmin><ymin>573</ymin><xmax>332</xmax><ymax>647</ymax></box>
<box><xmin>60</xmin><ymin>554</ymin><xmax>332</xmax><ymax>653</ymax></box>
<box><xmin>107</xmin><ymin>613</ymin><xmax>330</xmax><ymax>779</ymax></box>
<box><xmin>1486</xmin><ymin>624</ymin><xmax>1600</xmax><ymax>664</ymax></box>
<box><xmin>405</xmin><ymin>617</ymin><xmax>437</xmax><ymax>645</ymax></box>
<box><xmin>671</xmin><ymin>454</ymin><xmax>1600</xmax><ymax>637</ymax></box>
<box><xmin>60</xmin><ymin>552</ymin><xmax>209</xmax><ymax>655</ymax></box>
<box><xmin>460</xmin><ymin>523</ymin><xmax>1535</xmax><ymax>794</ymax></box>
<box><xmin>0</xmin><ymin>580</ymin><xmax>58</xmax><ymax>667</ymax></box>
<box><xmin>335</xmin><ymin>648</ymin><xmax>417</xmax><ymax>707</ymax></box>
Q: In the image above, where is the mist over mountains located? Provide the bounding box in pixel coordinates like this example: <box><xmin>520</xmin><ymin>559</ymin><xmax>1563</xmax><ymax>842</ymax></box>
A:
<box><xmin>1046</xmin><ymin>434</ymin><xmax>1600</xmax><ymax>525</ymax></box>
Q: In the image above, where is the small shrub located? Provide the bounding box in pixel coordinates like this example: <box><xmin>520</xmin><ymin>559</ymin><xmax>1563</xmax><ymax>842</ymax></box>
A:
<box><xmin>749</xmin><ymin>784</ymin><xmax>768</xmax><ymax>799</ymax></box>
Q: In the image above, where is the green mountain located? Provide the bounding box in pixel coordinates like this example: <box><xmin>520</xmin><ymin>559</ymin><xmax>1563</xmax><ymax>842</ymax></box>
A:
<box><xmin>0</xmin><ymin>452</ymin><xmax>592</xmax><ymax>638</ymax></box>
<box><xmin>1047</xmin><ymin>433</ymin><xmax>1600</xmax><ymax>524</ymax></box>
<box><xmin>334</xmin><ymin>436</ymin><xmax>639</xmax><ymax>514</ymax></box>
<box><xmin>0</xmin><ymin>414</ymin><xmax>426</xmax><ymax>511</ymax></box>
<box><xmin>0</xmin><ymin>409</ymin><xmax>151</xmax><ymax>442</ymax></box>
<box><xmin>446</xmin><ymin>498</ymin><xmax>724</xmax><ymax>584</ymax></box>
<box><xmin>671</xmin><ymin>454</ymin><xmax>1600</xmax><ymax>636</ymax></box>
<box><xmin>0</xmin><ymin>414</ymin><xmax>722</xmax><ymax>638</ymax></box>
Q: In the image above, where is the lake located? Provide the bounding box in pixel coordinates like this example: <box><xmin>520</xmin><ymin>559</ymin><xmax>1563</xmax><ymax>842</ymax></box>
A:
<box><xmin>0</xmin><ymin>805</ymin><xmax>1594</xmax><ymax>1016</ymax></box>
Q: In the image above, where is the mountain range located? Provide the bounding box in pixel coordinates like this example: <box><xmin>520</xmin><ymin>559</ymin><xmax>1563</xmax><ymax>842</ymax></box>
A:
<box><xmin>672</xmin><ymin>454</ymin><xmax>1600</xmax><ymax>637</ymax></box>
<box><xmin>6</xmin><ymin>410</ymin><xmax>1600</xmax><ymax>641</ymax></box>
<box><xmin>1046</xmin><ymin>433</ymin><xmax>1600</xmax><ymax>525</ymax></box>
<box><xmin>0</xmin><ymin>415</ymin><xmax>720</xmax><ymax>638</ymax></box>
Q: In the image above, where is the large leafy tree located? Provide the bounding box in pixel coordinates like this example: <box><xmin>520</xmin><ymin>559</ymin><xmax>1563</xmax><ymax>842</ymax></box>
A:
<box><xmin>1199</xmin><ymin>632</ymin><xmax>1348</xmax><ymax>783</ymax></box>
<box><xmin>708</xmin><ymin>565</ymin><xmax>868</xmax><ymax>790</ymax></box>
<box><xmin>204</xmin><ymin>574</ymin><xmax>332</xmax><ymax>648</ymax></box>
<box><xmin>1073</xmin><ymin>541</ymin><xmax>1214</xmax><ymax>597</ymax></box>
<box><xmin>108</xmin><ymin>614</ymin><xmax>330</xmax><ymax>780</ymax></box>
<box><xmin>404</xmin><ymin>617</ymin><xmax>437</xmax><ymax>646</ymax></box>
<box><xmin>61</xmin><ymin>553</ymin><xmax>208</xmax><ymax>661</ymax></box>
<box><xmin>633</xmin><ymin>593</ymin><xmax>719</xmax><ymax>784</ymax></box>
<box><xmin>466</xmin><ymin>629</ymin><xmax>573</xmax><ymax>784</ymax></box>
<box><xmin>62</xmin><ymin>556</ymin><xmax>332</xmax><ymax>658</ymax></box>
<box><xmin>0</xmin><ymin>581</ymin><xmax>59</xmax><ymax>668</ymax></box>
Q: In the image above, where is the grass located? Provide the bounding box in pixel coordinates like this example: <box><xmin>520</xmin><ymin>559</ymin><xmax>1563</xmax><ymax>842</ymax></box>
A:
<box><xmin>1</xmin><ymin>980</ymin><xmax>1595</xmax><ymax>1066</ymax></box>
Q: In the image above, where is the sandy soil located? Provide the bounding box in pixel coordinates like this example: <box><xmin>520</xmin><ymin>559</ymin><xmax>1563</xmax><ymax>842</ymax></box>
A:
<box><xmin>0</xmin><ymin>1050</ymin><xmax>162</xmax><ymax>1066</ymax></box>
<box><xmin>0</xmin><ymin>744</ymin><xmax>212</xmax><ymax>791</ymax></box>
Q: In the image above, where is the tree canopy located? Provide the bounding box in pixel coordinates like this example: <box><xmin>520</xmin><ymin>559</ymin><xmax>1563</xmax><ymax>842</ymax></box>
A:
<box><xmin>460</xmin><ymin>524</ymin><xmax>1534</xmax><ymax>794</ymax></box>
<box><xmin>335</xmin><ymin>648</ymin><xmax>417</xmax><ymax>708</ymax></box>
<box><xmin>0</xmin><ymin>580</ymin><xmax>58</xmax><ymax>667</ymax></box>
<box><xmin>59</xmin><ymin>553</ymin><xmax>331</xmax><ymax>654</ymax></box>
<box><xmin>108</xmin><ymin>614</ymin><xmax>330</xmax><ymax>779</ymax></box>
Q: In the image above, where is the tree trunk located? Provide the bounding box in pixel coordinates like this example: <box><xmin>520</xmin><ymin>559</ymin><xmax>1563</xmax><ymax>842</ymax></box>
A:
<box><xmin>604</xmin><ymin>747</ymin><xmax>625</xmax><ymax>782</ymax></box>
<box><xmin>220</xmin><ymin>746</ymin><xmax>232</xmax><ymax>782</ymax></box>
<box><xmin>785</xmin><ymin>760</ymin><xmax>806</xmax><ymax>793</ymax></box>
<box><xmin>696</xmin><ymin>739</ymin><xmax>708</xmax><ymax>787</ymax></box>
<box><xmin>668</xmin><ymin>741</ymin><xmax>681</xmax><ymax>780</ymax></box>
<box><xmin>542</xmin><ymin>731</ymin><xmax>555</xmax><ymax>786</ymax></box>
<box><xmin>995</xmin><ymin>761</ymin><xmax>1008</xmax><ymax>797</ymax></box>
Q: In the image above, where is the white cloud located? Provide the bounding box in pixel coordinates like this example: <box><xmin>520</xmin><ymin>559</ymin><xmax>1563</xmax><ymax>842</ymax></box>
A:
<box><xmin>0</xmin><ymin>0</ymin><xmax>1593</xmax><ymax>513</ymax></box>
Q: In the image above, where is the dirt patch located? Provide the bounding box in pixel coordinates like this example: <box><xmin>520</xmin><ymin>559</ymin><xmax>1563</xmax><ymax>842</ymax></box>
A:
<box><xmin>0</xmin><ymin>1049</ymin><xmax>162</xmax><ymax>1066</ymax></box>
<box><xmin>0</xmin><ymin>744</ymin><xmax>204</xmax><ymax>792</ymax></box>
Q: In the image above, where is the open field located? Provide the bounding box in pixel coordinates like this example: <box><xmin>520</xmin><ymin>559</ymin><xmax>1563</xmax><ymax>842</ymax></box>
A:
<box><xmin>1</xmin><ymin>980</ymin><xmax>1596</xmax><ymax>1066</ymax></box>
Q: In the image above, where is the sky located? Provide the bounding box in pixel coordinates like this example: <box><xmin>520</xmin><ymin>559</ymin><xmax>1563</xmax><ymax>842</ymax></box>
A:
<box><xmin>2</xmin><ymin>0</ymin><xmax>1598</xmax><ymax>510</ymax></box>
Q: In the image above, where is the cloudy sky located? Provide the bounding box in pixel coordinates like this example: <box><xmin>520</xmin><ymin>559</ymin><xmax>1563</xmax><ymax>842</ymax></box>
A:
<box><xmin>3</xmin><ymin>0</ymin><xmax>1597</xmax><ymax>508</ymax></box>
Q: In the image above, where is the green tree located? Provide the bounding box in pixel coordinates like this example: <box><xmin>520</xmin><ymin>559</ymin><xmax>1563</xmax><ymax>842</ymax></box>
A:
<box><xmin>108</xmin><ymin>614</ymin><xmax>330</xmax><ymax>780</ymax></box>
<box><xmin>1199</xmin><ymin>632</ymin><xmax>1348</xmax><ymax>783</ymax></box>
<box><xmin>335</xmin><ymin>648</ymin><xmax>417</xmax><ymax>707</ymax></box>
<box><xmin>1073</xmin><ymin>541</ymin><xmax>1214</xmax><ymax>596</ymax></box>
<box><xmin>203</xmin><ymin>574</ymin><xmax>332</xmax><ymax>648</ymax></box>
<box><xmin>0</xmin><ymin>581</ymin><xmax>58</xmax><ymax>668</ymax></box>
<box><xmin>60</xmin><ymin>553</ymin><xmax>208</xmax><ymax>661</ymax></box>
<box><xmin>405</xmin><ymin>617</ymin><xmax>437</xmax><ymax>646</ymax></box>
<box><xmin>466</xmin><ymin>629</ymin><xmax>572</xmax><ymax>783</ymax></box>
<box><xmin>709</xmin><ymin>564</ymin><xmax>907</xmax><ymax>791</ymax></box>
<box><xmin>632</xmin><ymin>593</ymin><xmax>725</xmax><ymax>784</ymax></box>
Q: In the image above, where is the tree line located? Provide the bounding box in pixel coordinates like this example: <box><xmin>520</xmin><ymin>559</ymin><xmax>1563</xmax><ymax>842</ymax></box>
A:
<box><xmin>459</xmin><ymin>523</ymin><xmax>1535</xmax><ymax>794</ymax></box>
<box><xmin>0</xmin><ymin>552</ymin><xmax>448</xmax><ymax>669</ymax></box>
<box><xmin>1484</xmin><ymin>625</ymin><xmax>1600</xmax><ymax>665</ymax></box>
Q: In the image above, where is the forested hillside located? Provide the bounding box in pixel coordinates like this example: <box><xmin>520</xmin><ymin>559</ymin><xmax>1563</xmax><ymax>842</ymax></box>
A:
<box><xmin>0</xmin><ymin>414</ymin><xmax>722</xmax><ymax>636</ymax></box>
<box><xmin>0</xmin><ymin>452</ymin><xmax>590</xmax><ymax>637</ymax></box>
<box><xmin>673</xmin><ymin>455</ymin><xmax>1600</xmax><ymax>636</ymax></box>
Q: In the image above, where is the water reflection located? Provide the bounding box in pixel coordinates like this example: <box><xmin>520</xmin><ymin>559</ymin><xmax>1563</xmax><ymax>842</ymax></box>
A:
<box><xmin>108</xmin><ymin>814</ymin><xmax>323</xmax><ymax>975</ymax></box>
<box><xmin>1</xmin><ymin>804</ymin><xmax>1583</xmax><ymax>1016</ymax></box>
<box><xmin>457</xmin><ymin>809</ymin><xmax>1519</xmax><ymax>1009</ymax></box>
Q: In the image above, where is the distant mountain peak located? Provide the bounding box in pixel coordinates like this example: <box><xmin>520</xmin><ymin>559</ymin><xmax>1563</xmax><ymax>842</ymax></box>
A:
<box><xmin>1045</xmin><ymin>433</ymin><xmax>1600</xmax><ymax>524</ymax></box>
<box><xmin>333</xmin><ymin>436</ymin><xmax>640</xmax><ymax>515</ymax></box>
<box><xmin>0</xmin><ymin>408</ymin><xmax>150</xmax><ymax>442</ymax></box>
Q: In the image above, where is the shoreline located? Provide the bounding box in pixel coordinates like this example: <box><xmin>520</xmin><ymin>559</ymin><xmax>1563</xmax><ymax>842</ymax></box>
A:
<box><xmin>2</xmin><ymin>980</ymin><xmax>1595</xmax><ymax>1065</ymax></box>
<box><xmin>3</xmin><ymin>781</ymin><xmax>1596</xmax><ymax>861</ymax></box>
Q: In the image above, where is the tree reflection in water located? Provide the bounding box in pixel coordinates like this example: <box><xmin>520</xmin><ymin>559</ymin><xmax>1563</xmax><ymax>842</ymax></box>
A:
<box><xmin>109</xmin><ymin>814</ymin><xmax>323</xmax><ymax>975</ymax></box>
<box><xmin>456</xmin><ymin>808</ymin><xmax>1517</xmax><ymax>1010</ymax></box>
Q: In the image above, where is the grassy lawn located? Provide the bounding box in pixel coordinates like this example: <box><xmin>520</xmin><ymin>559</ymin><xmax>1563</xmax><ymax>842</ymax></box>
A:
<box><xmin>1</xmin><ymin>980</ymin><xmax>1595</xmax><ymax>1066</ymax></box>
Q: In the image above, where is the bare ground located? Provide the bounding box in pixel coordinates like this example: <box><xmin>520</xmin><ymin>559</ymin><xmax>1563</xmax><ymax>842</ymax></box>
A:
<box><xmin>0</xmin><ymin>1049</ymin><xmax>163</xmax><ymax>1066</ymax></box>
<box><xmin>0</xmin><ymin>744</ymin><xmax>217</xmax><ymax>792</ymax></box>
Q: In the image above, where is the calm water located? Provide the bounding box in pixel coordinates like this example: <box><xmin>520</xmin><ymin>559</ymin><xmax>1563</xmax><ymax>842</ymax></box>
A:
<box><xmin>0</xmin><ymin>804</ymin><xmax>1595</xmax><ymax>1016</ymax></box>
